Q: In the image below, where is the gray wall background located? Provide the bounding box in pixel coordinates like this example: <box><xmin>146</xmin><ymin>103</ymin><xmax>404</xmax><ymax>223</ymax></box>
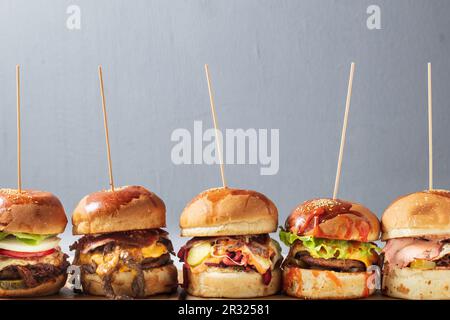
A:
<box><xmin>1</xmin><ymin>0</ymin><xmax>450</xmax><ymax>257</ymax></box>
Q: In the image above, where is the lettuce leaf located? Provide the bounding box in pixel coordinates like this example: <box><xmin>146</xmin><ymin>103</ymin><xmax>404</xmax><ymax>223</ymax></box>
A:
<box><xmin>0</xmin><ymin>232</ymin><xmax>52</xmax><ymax>245</ymax></box>
<box><xmin>279</xmin><ymin>228</ymin><xmax>380</xmax><ymax>266</ymax></box>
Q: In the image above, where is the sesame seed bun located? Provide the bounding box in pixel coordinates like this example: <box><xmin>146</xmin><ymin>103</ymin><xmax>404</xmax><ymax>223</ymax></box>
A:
<box><xmin>72</xmin><ymin>185</ymin><xmax>166</xmax><ymax>235</ymax></box>
<box><xmin>179</xmin><ymin>187</ymin><xmax>278</xmax><ymax>237</ymax></box>
<box><xmin>283</xmin><ymin>266</ymin><xmax>376</xmax><ymax>299</ymax></box>
<box><xmin>285</xmin><ymin>198</ymin><xmax>380</xmax><ymax>242</ymax></box>
<box><xmin>0</xmin><ymin>189</ymin><xmax>67</xmax><ymax>235</ymax></box>
<box><xmin>381</xmin><ymin>190</ymin><xmax>450</xmax><ymax>240</ymax></box>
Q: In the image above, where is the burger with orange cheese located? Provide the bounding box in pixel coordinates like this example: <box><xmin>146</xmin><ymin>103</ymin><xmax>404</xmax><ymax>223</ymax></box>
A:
<box><xmin>70</xmin><ymin>185</ymin><xmax>178</xmax><ymax>299</ymax></box>
<box><xmin>280</xmin><ymin>198</ymin><xmax>381</xmax><ymax>299</ymax></box>
<box><xmin>177</xmin><ymin>187</ymin><xmax>282</xmax><ymax>298</ymax></box>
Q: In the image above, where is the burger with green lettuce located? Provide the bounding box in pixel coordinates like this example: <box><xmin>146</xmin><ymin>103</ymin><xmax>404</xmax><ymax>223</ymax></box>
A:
<box><xmin>280</xmin><ymin>198</ymin><xmax>381</xmax><ymax>299</ymax></box>
<box><xmin>0</xmin><ymin>189</ymin><xmax>69</xmax><ymax>297</ymax></box>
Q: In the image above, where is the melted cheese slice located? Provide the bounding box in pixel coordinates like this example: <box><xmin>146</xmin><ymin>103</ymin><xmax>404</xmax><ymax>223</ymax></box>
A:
<box><xmin>291</xmin><ymin>241</ymin><xmax>378</xmax><ymax>268</ymax></box>
<box><xmin>240</xmin><ymin>246</ymin><xmax>272</xmax><ymax>274</ymax></box>
<box><xmin>79</xmin><ymin>242</ymin><xmax>168</xmax><ymax>276</ymax></box>
<box><xmin>141</xmin><ymin>242</ymin><xmax>167</xmax><ymax>258</ymax></box>
<box><xmin>186</xmin><ymin>239</ymin><xmax>279</xmax><ymax>275</ymax></box>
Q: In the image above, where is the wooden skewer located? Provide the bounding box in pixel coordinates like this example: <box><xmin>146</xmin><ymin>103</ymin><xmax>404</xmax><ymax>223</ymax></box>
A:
<box><xmin>204</xmin><ymin>64</ymin><xmax>227</xmax><ymax>188</ymax></box>
<box><xmin>98</xmin><ymin>66</ymin><xmax>115</xmax><ymax>192</ymax></box>
<box><xmin>333</xmin><ymin>62</ymin><xmax>355</xmax><ymax>199</ymax></box>
<box><xmin>16</xmin><ymin>65</ymin><xmax>22</xmax><ymax>193</ymax></box>
<box><xmin>428</xmin><ymin>62</ymin><xmax>433</xmax><ymax>191</ymax></box>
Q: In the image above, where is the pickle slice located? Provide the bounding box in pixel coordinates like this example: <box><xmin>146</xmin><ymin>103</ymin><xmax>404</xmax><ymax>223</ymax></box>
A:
<box><xmin>187</xmin><ymin>242</ymin><xmax>212</xmax><ymax>266</ymax></box>
<box><xmin>0</xmin><ymin>279</ymin><xmax>26</xmax><ymax>290</ymax></box>
<box><xmin>410</xmin><ymin>259</ymin><xmax>436</xmax><ymax>269</ymax></box>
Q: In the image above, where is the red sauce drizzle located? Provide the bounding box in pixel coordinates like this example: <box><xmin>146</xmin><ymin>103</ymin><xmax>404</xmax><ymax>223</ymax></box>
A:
<box><xmin>286</xmin><ymin>198</ymin><xmax>369</xmax><ymax>240</ymax></box>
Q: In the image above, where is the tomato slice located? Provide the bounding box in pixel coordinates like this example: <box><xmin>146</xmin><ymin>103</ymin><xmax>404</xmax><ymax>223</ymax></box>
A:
<box><xmin>0</xmin><ymin>248</ymin><xmax>55</xmax><ymax>258</ymax></box>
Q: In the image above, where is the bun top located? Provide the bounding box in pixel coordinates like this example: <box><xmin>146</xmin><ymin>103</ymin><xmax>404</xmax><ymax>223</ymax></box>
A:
<box><xmin>285</xmin><ymin>198</ymin><xmax>380</xmax><ymax>242</ymax></box>
<box><xmin>72</xmin><ymin>185</ymin><xmax>166</xmax><ymax>235</ymax></box>
<box><xmin>0</xmin><ymin>189</ymin><xmax>67</xmax><ymax>235</ymax></box>
<box><xmin>179</xmin><ymin>187</ymin><xmax>278</xmax><ymax>237</ymax></box>
<box><xmin>382</xmin><ymin>190</ymin><xmax>450</xmax><ymax>240</ymax></box>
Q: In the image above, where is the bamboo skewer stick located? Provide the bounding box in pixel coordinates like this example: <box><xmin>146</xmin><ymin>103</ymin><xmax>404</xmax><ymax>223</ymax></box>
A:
<box><xmin>98</xmin><ymin>66</ymin><xmax>115</xmax><ymax>192</ymax></box>
<box><xmin>16</xmin><ymin>65</ymin><xmax>22</xmax><ymax>193</ymax></box>
<box><xmin>333</xmin><ymin>62</ymin><xmax>355</xmax><ymax>199</ymax></box>
<box><xmin>428</xmin><ymin>62</ymin><xmax>433</xmax><ymax>191</ymax></box>
<box><xmin>204</xmin><ymin>64</ymin><xmax>227</xmax><ymax>188</ymax></box>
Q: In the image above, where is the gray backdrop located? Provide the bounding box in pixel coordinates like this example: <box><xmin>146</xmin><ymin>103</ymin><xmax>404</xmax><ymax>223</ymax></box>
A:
<box><xmin>1</xmin><ymin>0</ymin><xmax>450</xmax><ymax>257</ymax></box>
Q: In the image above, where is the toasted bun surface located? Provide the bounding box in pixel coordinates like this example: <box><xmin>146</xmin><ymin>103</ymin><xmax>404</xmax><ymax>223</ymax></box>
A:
<box><xmin>185</xmin><ymin>267</ymin><xmax>281</xmax><ymax>298</ymax></box>
<box><xmin>283</xmin><ymin>266</ymin><xmax>376</xmax><ymax>299</ymax></box>
<box><xmin>0</xmin><ymin>274</ymin><xmax>67</xmax><ymax>297</ymax></box>
<box><xmin>285</xmin><ymin>198</ymin><xmax>380</xmax><ymax>242</ymax></box>
<box><xmin>0</xmin><ymin>189</ymin><xmax>67</xmax><ymax>234</ymax></box>
<box><xmin>382</xmin><ymin>190</ymin><xmax>450</xmax><ymax>240</ymax></box>
<box><xmin>80</xmin><ymin>264</ymin><xmax>178</xmax><ymax>297</ymax></box>
<box><xmin>382</xmin><ymin>265</ymin><xmax>450</xmax><ymax>300</ymax></box>
<box><xmin>180</xmin><ymin>187</ymin><xmax>278</xmax><ymax>237</ymax></box>
<box><xmin>72</xmin><ymin>185</ymin><xmax>166</xmax><ymax>235</ymax></box>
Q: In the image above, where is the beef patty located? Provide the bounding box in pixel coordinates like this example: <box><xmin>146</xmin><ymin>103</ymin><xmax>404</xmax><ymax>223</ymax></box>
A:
<box><xmin>0</xmin><ymin>260</ymin><xmax>69</xmax><ymax>288</ymax></box>
<box><xmin>287</xmin><ymin>251</ymin><xmax>366</xmax><ymax>272</ymax></box>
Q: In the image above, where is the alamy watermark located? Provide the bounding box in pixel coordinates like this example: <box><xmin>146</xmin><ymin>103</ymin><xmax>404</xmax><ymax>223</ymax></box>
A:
<box><xmin>171</xmin><ymin>121</ymin><xmax>279</xmax><ymax>176</ymax></box>
<box><xmin>66</xmin><ymin>5</ymin><xmax>81</xmax><ymax>30</ymax></box>
<box><xmin>67</xmin><ymin>265</ymin><xmax>82</xmax><ymax>290</ymax></box>
<box><xmin>366</xmin><ymin>265</ymin><xmax>382</xmax><ymax>290</ymax></box>
<box><xmin>366</xmin><ymin>5</ymin><xmax>381</xmax><ymax>30</ymax></box>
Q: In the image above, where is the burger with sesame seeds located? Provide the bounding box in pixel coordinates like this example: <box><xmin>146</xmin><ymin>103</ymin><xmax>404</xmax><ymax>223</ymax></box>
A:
<box><xmin>0</xmin><ymin>189</ymin><xmax>69</xmax><ymax>297</ymax></box>
<box><xmin>279</xmin><ymin>198</ymin><xmax>381</xmax><ymax>299</ymax></box>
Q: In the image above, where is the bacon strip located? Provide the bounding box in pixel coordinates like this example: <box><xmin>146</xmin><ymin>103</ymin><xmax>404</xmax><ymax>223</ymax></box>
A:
<box><xmin>71</xmin><ymin>229</ymin><xmax>167</xmax><ymax>254</ymax></box>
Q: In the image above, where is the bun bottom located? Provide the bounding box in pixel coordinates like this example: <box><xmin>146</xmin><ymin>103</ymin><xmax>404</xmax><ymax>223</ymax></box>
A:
<box><xmin>81</xmin><ymin>264</ymin><xmax>178</xmax><ymax>297</ymax></box>
<box><xmin>0</xmin><ymin>273</ymin><xmax>67</xmax><ymax>297</ymax></box>
<box><xmin>283</xmin><ymin>266</ymin><xmax>375</xmax><ymax>299</ymax></box>
<box><xmin>185</xmin><ymin>267</ymin><xmax>281</xmax><ymax>298</ymax></box>
<box><xmin>382</xmin><ymin>265</ymin><xmax>450</xmax><ymax>300</ymax></box>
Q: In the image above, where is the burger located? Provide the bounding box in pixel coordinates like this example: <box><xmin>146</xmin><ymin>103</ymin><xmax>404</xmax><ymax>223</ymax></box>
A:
<box><xmin>177</xmin><ymin>187</ymin><xmax>282</xmax><ymax>298</ymax></box>
<box><xmin>70</xmin><ymin>185</ymin><xmax>178</xmax><ymax>299</ymax></box>
<box><xmin>0</xmin><ymin>189</ymin><xmax>69</xmax><ymax>297</ymax></box>
<box><xmin>381</xmin><ymin>190</ymin><xmax>450</xmax><ymax>299</ymax></box>
<box><xmin>280</xmin><ymin>198</ymin><xmax>381</xmax><ymax>299</ymax></box>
